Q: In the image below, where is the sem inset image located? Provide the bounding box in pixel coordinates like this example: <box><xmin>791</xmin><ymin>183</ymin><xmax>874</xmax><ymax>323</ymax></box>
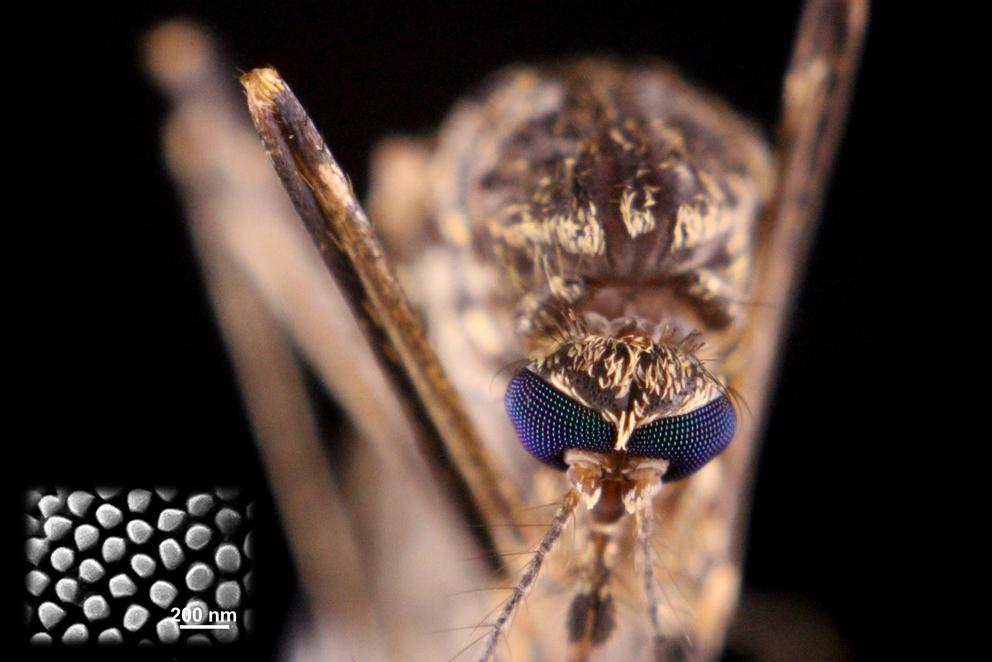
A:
<box><xmin>25</xmin><ymin>487</ymin><xmax>254</xmax><ymax>646</ymax></box>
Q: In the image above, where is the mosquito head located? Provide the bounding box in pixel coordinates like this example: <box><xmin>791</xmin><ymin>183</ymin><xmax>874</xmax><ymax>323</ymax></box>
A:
<box><xmin>505</xmin><ymin>332</ymin><xmax>736</xmax><ymax>509</ymax></box>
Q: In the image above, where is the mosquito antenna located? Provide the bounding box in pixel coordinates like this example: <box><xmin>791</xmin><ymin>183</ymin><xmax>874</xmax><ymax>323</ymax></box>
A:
<box><xmin>476</xmin><ymin>489</ymin><xmax>580</xmax><ymax>662</ymax></box>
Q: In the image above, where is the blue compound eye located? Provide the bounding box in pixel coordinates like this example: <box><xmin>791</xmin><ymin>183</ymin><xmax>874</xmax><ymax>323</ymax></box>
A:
<box><xmin>627</xmin><ymin>395</ymin><xmax>736</xmax><ymax>481</ymax></box>
<box><xmin>505</xmin><ymin>369</ymin><xmax>615</xmax><ymax>469</ymax></box>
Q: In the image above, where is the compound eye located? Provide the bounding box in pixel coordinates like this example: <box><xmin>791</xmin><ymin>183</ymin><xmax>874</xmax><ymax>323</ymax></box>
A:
<box><xmin>627</xmin><ymin>395</ymin><xmax>736</xmax><ymax>481</ymax></box>
<box><xmin>505</xmin><ymin>369</ymin><xmax>614</xmax><ymax>469</ymax></box>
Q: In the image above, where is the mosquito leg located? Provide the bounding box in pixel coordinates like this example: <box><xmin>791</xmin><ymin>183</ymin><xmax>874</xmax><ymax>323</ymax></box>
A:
<box><xmin>731</xmin><ymin>0</ymin><xmax>868</xmax><ymax>521</ymax></box>
<box><xmin>144</xmin><ymin>23</ymin><xmax>385</xmax><ymax>656</ymax></box>
<box><xmin>144</xmin><ymin>20</ymin><xmax>510</xmax><ymax>589</ymax></box>
<box><xmin>762</xmin><ymin>0</ymin><xmax>868</xmax><ymax>266</ymax></box>
<box><xmin>477</xmin><ymin>489</ymin><xmax>580</xmax><ymax>662</ymax></box>
<box><xmin>241</xmin><ymin>68</ymin><xmax>526</xmax><ymax>554</ymax></box>
<box><xmin>711</xmin><ymin>0</ymin><xmax>867</xmax><ymax>654</ymax></box>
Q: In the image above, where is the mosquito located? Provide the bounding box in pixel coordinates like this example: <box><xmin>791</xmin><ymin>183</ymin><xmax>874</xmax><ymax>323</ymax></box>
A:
<box><xmin>148</xmin><ymin>1</ymin><xmax>866</xmax><ymax>659</ymax></box>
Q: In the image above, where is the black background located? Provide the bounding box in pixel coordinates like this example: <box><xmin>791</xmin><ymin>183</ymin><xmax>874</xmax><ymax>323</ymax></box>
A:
<box><xmin>10</xmin><ymin>2</ymin><xmax>908</xmax><ymax>660</ymax></box>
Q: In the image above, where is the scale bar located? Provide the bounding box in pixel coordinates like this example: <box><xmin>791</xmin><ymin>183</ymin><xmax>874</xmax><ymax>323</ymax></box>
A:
<box><xmin>178</xmin><ymin>624</ymin><xmax>231</xmax><ymax>630</ymax></box>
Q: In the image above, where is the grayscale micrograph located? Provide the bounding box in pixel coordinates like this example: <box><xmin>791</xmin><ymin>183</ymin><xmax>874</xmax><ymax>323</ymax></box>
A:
<box><xmin>25</xmin><ymin>487</ymin><xmax>254</xmax><ymax>646</ymax></box>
